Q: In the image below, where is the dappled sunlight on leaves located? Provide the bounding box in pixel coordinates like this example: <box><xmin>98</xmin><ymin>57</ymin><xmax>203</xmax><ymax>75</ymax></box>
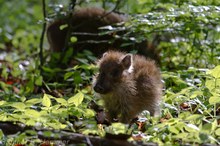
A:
<box><xmin>0</xmin><ymin>0</ymin><xmax>220</xmax><ymax>145</ymax></box>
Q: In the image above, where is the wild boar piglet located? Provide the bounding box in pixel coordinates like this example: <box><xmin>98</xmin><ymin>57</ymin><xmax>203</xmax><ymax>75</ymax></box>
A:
<box><xmin>93</xmin><ymin>51</ymin><xmax>162</xmax><ymax>123</ymax></box>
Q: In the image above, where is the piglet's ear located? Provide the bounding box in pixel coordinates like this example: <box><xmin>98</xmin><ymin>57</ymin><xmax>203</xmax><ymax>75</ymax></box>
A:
<box><xmin>102</xmin><ymin>52</ymin><xmax>108</xmax><ymax>58</ymax></box>
<box><xmin>121</xmin><ymin>54</ymin><xmax>132</xmax><ymax>69</ymax></box>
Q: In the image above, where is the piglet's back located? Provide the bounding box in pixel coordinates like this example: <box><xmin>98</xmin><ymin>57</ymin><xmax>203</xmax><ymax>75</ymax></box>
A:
<box><xmin>133</xmin><ymin>55</ymin><xmax>161</xmax><ymax>83</ymax></box>
<box><xmin>132</xmin><ymin>54</ymin><xmax>162</xmax><ymax>116</ymax></box>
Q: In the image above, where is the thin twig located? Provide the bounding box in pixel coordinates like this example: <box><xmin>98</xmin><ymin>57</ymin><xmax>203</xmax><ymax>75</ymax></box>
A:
<box><xmin>86</xmin><ymin>136</ymin><xmax>93</xmax><ymax>146</ymax></box>
<box><xmin>70</xmin><ymin>40</ymin><xmax>110</xmax><ymax>45</ymax></box>
<box><xmin>39</xmin><ymin>0</ymin><xmax>47</xmax><ymax>73</ymax></box>
<box><xmin>100</xmin><ymin>0</ymin><xmax>121</xmax><ymax>20</ymax></box>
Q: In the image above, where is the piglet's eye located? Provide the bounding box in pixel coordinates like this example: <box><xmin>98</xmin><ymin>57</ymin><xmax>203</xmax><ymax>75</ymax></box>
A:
<box><xmin>110</xmin><ymin>69</ymin><xmax>120</xmax><ymax>77</ymax></box>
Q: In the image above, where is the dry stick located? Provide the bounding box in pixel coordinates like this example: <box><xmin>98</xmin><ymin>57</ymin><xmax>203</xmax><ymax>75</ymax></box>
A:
<box><xmin>39</xmin><ymin>0</ymin><xmax>47</xmax><ymax>73</ymax></box>
<box><xmin>0</xmin><ymin>121</ymin><xmax>139</xmax><ymax>146</ymax></box>
<box><xmin>0</xmin><ymin>121</ymin><xmax>157</xmax><ymax>146</ymax></box>
<box><xmin>101</xmin><ymin>0</ymin><xmax>121</xmax><ymax>19</ymax></box>
<box><xmin>38</xmin><ymin>132</ymin><xmax>138</xmax><ymax>146</ymax></box>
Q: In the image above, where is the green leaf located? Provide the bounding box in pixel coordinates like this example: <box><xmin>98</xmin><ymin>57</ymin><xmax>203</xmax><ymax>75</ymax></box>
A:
<box><xmin>1</xmin><ymin>66</ymin><xmax>8</xmax><ymax>80</ymax></box>
<box><xmin>62</xmin><ymin>47</ymin><xmax>74</xmax><ymax>64</ymax></box>
<box><xmin>190</xmin><ymin>91</ymin><xmax>203</xmax><ymax>99</ymax></box>
<box><xmin>71</xmin><ymin>107</ymin><xmax>84</xmax><ymax>117</ymax></box>
<box><xmin>60</xmin><ymin>24</ymin><xmax>68</xmax><ymax>30</ymax></box>
<box><xmin>25</xmin><ymin>98</ymin><xmax>42</xmax><ymax>104</ymax></box>
<box><xmin>51</xmin><ymin>108</ymin><xmax>68</xmax><ymax>118</ymax></box>
<box><xmin>215</xmin><ymin>128</ymin><xmax>220</xmax><ymax>136</ymax></box>
<box><xmin>70</xmin><ymin>36</ymin><xmax>77</xmax><ymax>43</ymax></box>
<box><xmin>54</xmin><ymin>98</ymin><xmax>67</xmax><ymax>106</ymax></box>
<box><xmin>82</xmin><ymin>129</ymin><xmax>99</xmax><ymax>135</ymax></box>
<box><xmin>0</xmin><ymin>81</ymin><xmax>10</xmax><ymax>93</ymax></box>
<box><xmin>185</xmin><ymin>124</ymin><xmax>199</xmax><ymax>132</ymax></box>
<box><xmin>25</xmin><ymin>109</ymin><xmax>40</xmax><ymax>118</ymax></box>
<box><xmin>209</xmin><ymin>96</ymin><xmax>220</xmax><ymax>105</ymax></box>
<box><xmin>42</xmin><ymin>94</ymin><xmax>52</xmax><ymax>107</ymax></box>
<box><xmin>68</xmin><ymin>92</ymin><xmax>84</xmax><ymax>106</ymax></box>
<box><xmin>106</xmin><ymin>123</ymin><xmax>129</xmax><ymax>135</ymax></box>
<box><xmin>47</xmin><ymin>122</ymin><xmax>67</xmax><ymax>129</ymax></box>
<box><xmin>205</xmin><ymin>79</ymin><xmax>220</xmax><ymax>92</ymax></box>
<box><xmin>207</xmin><ymin>65</ymin><xmax>220</xmax><ymax>78</ymax></box>
<box><xmin>83</xmin><ymin>109</ymin><xmax>95</xmax><ymax>118</ymax></box>
<box><xmin>26</xmin><ymin>119</ymin><xmax>36</xmax><ymax>126</ymax></box>
<box><xmin>169</xmin><ymin>126</ymin><xmax>180</xmax><ymax>134</ymax></box>
<box><xmin>35</xmin><ymin>75</ymin><xmax>43</xmax><ymax>86</ymax></box>
<box><xmin>73</xmin><ymin>71</ymin><xmax>83</xmax><ymax>84</ymax></box>
<box><xmin>185</xmin><ymin>114</ymin><xmax>203</xmax><ymax>121</ymax></box>
<box><xmin>10</xmin><ymin>102</ymin><xmax>26</xmax><ymax>110</ymax></box>
<box><xmin>202</xmin><ymin>120</ymin><xmax>218</xmax><ymax>134</ymax></box>
<box><xmin>202</xmin><ymin>123</ymin><xmax>213</xmax><ymax>134</ymax></box>
<box><xmin>0</xmin><ymin>100</ymin><xmax>6</xmax><ymax>106</ymax></box>
<box><xmin>64</xmin><ymin>72</ymin><xmax>74</xmax><ymax>80</ymax></box>
<box><xmin>199</xmin><ymin>133</ymin><xmax>209</xmax><ymax>142</ymax></box>
<box><xmin>0</xmin><ymin>113</ymin><xmax>7</xmax><ymax>121</ymax></box>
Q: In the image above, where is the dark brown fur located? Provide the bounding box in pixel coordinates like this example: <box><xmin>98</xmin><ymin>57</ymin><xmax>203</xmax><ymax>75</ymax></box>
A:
<box><xmin>47</xmin><ymin>7</ymin><xmax>125</xmax><ymax>53</ymax></box>
<box><xmin>93</xmin><ymin>51</ymin><xmax>162</xmax><ymax>123</ymax></box>
<box><xmin>47</xmin><ymin>7</ymin><xmax>160</xmax><ymax>63</ymax></box>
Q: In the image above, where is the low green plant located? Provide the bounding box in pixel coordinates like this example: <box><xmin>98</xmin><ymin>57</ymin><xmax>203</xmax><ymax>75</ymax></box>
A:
<box><xmin>0</xmin><ymin>0</ymin><xmax>220</xmax><ymax>145</ymax></box>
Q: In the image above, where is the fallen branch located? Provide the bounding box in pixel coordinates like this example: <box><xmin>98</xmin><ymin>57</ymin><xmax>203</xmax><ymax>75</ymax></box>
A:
<box><xmin>0</xmin><ymin>122</ymin><xmax>157</xmax><ymax>146</ymax></box>
<box><xmin>38</xmin><ymin>131</ymin><xmax>138</xmax><ymax>146</ymax></box>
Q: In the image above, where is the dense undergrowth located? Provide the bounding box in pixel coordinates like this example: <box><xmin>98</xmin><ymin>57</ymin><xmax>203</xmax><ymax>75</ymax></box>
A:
<box><xmin>0</xmin><ymin>0</ymin><xmax>220</xmax><ymax>145</ymax></box>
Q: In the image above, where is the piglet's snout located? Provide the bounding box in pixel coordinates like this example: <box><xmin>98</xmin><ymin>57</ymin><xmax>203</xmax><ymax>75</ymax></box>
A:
<box><xmin>94</xmin><ymin>83</ymin><xmax>106</xmax><ymax>94</ymax></box>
